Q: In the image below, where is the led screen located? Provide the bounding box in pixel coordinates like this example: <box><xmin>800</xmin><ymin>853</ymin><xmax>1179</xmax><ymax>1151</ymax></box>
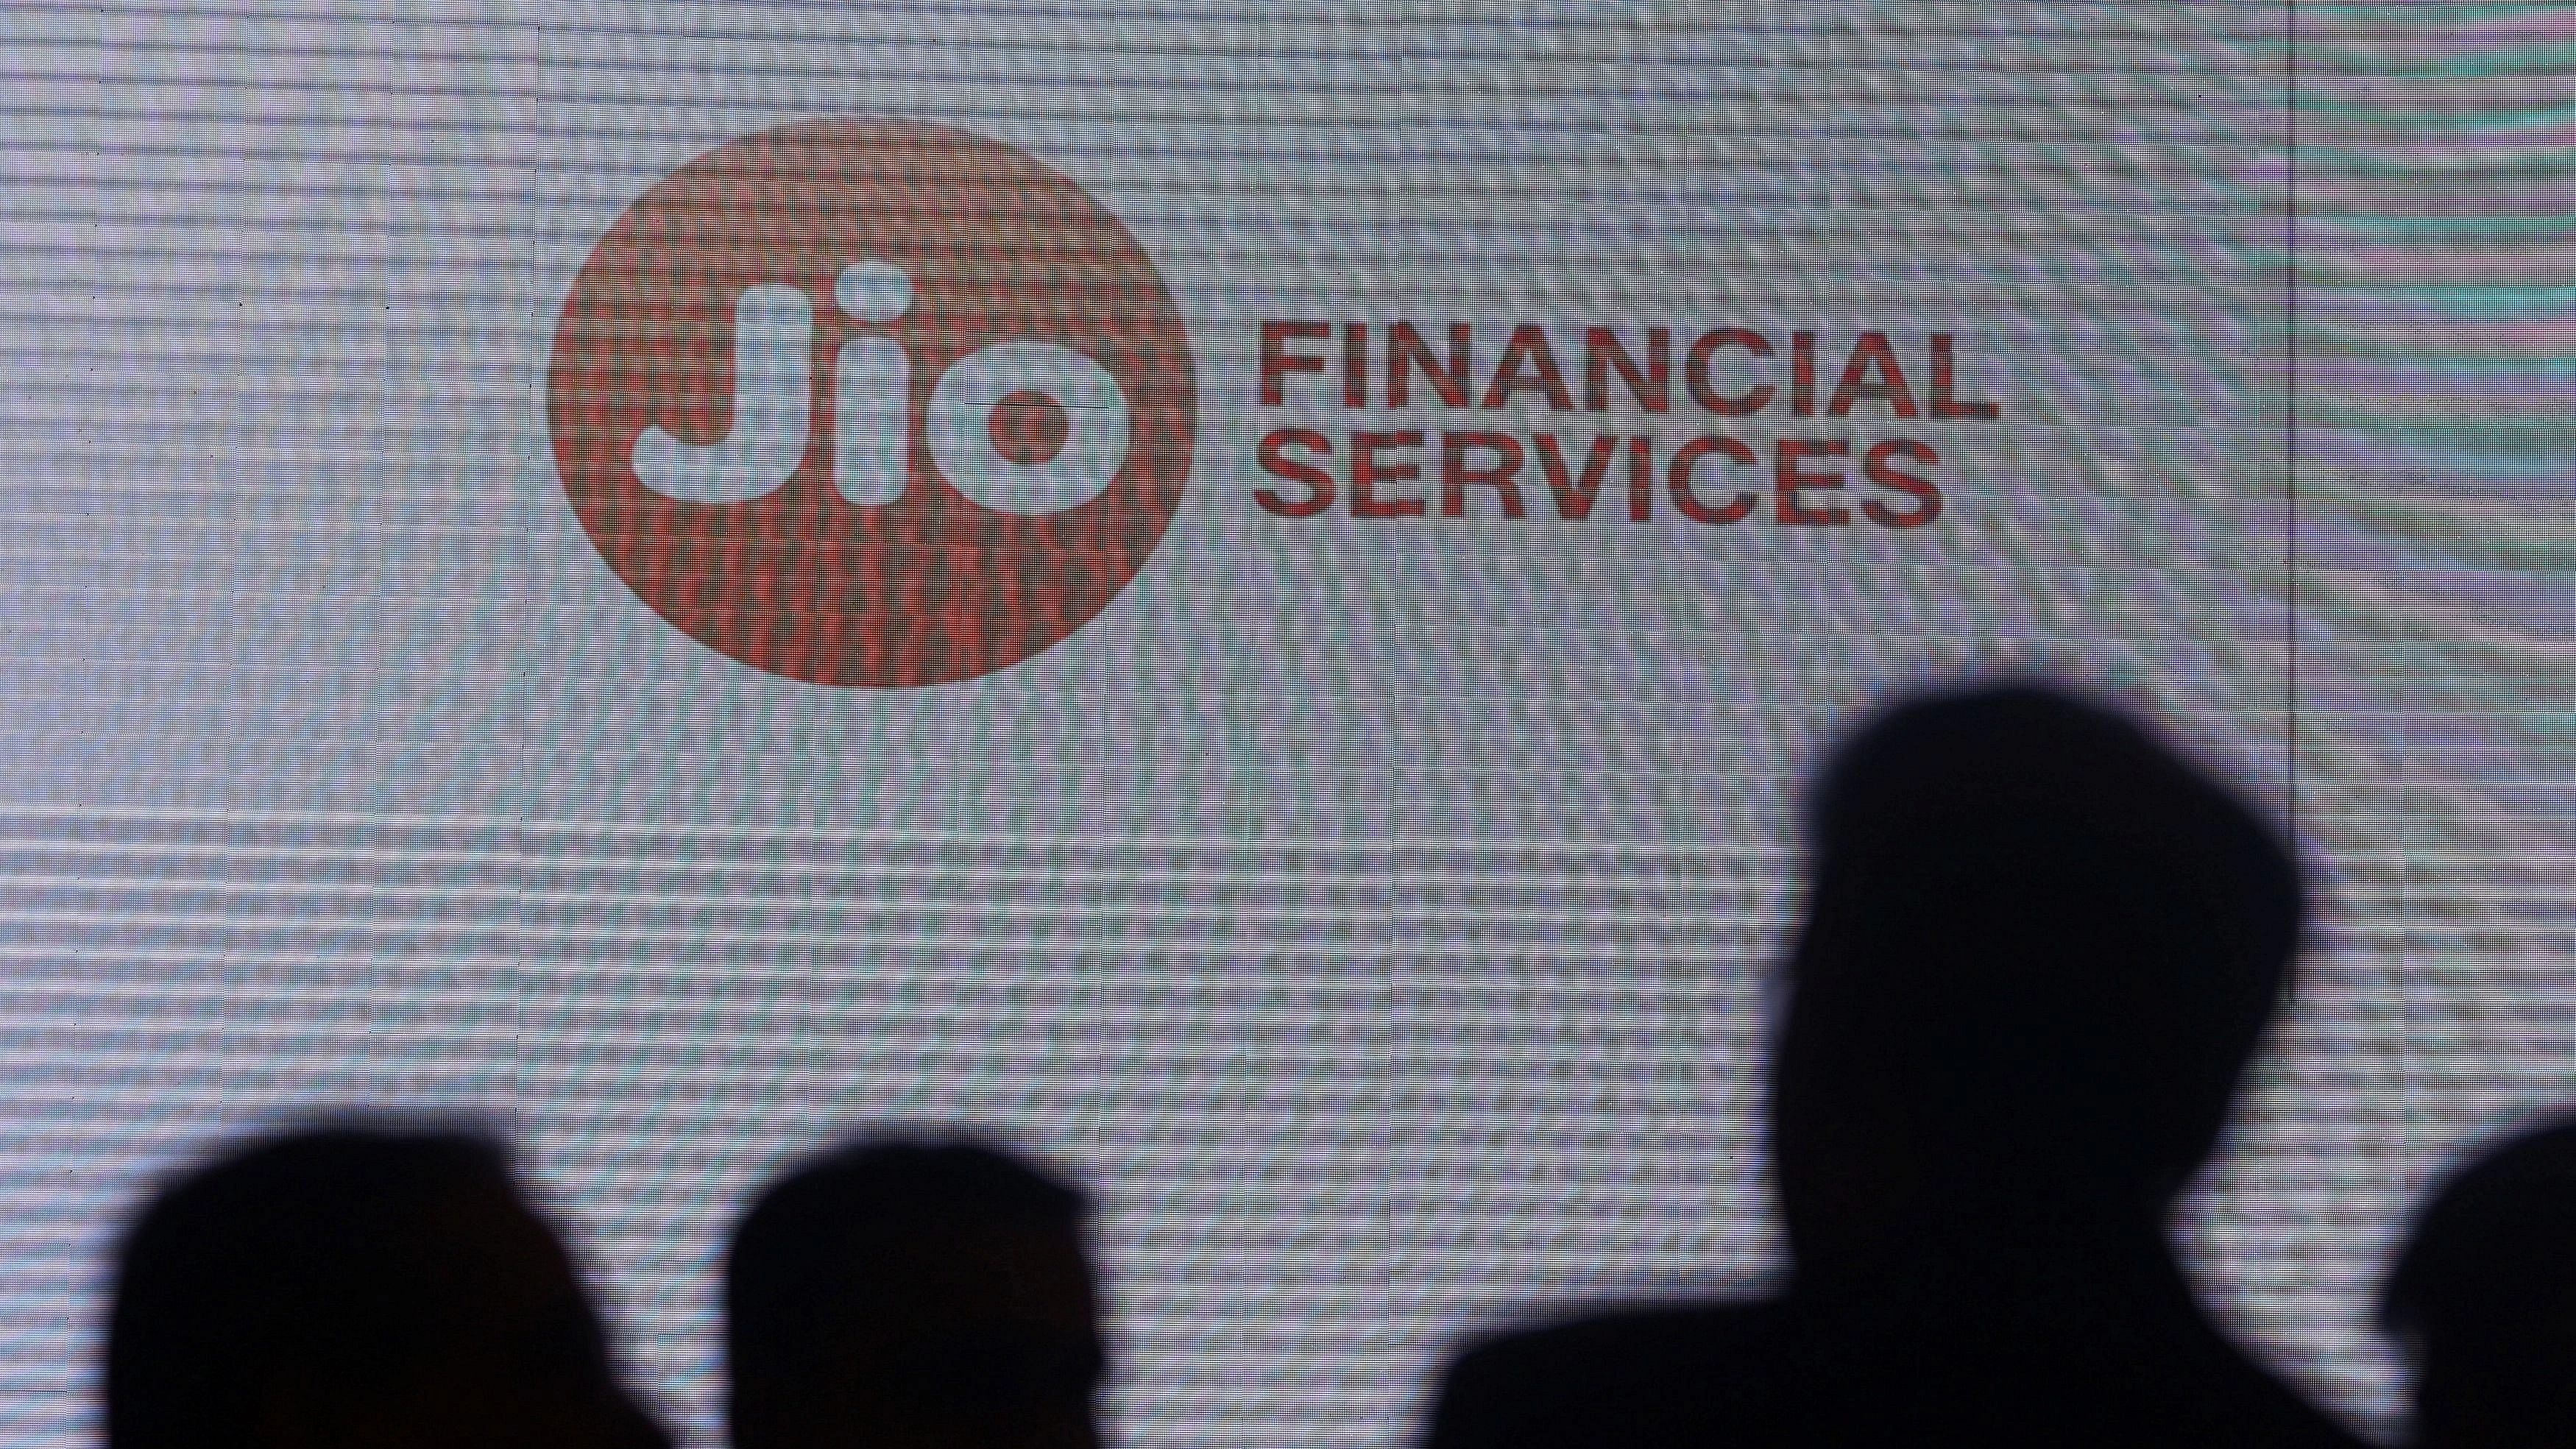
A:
<box><xmin>0</xmin><ymin>4</ymin><xmax>2565</xmax><ymax>1445</ymax></box>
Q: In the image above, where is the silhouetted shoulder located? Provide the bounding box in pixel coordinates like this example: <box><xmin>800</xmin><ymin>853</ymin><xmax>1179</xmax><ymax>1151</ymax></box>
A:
<box><xmin>1424</xmin><ymin>1300</ymin><xmax>1783</xmax><ymax>1449</ymax></box>
<box><xmin>1429</xmin><ymin>1297</ymin><xmax>2362</xmax><ymax>1449</ymax></box>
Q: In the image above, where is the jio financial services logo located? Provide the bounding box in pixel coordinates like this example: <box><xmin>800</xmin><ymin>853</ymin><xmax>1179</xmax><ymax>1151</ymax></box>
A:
<box><xmin>548</xmin><ymin>120</ymin><xmax>1197</xmax><ymax>686</ymax></box>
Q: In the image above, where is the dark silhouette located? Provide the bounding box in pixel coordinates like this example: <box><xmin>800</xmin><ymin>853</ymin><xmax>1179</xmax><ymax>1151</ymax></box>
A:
<box><xmin>107</xmin><ymin>1124</ymin><xmax>668</xmax><ymax>1449</ymax></box>
<box><xmin>727</xmin><ymin>1138</ymin><xmax>1104</xmax><ymax>1449</ymax></box>
<box><xmin>1425</xmin><ymin>685</ymin><xmax>2366</xmax><ymax>1448</ymax></box>
<box><xmin>2383</xmin><ymin>1114</ymin><xmax>2576</xmax><ymax>1448</ymax></box>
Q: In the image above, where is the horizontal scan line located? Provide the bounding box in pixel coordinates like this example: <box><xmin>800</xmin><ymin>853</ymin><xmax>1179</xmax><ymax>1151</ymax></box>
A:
<box><xmin>0</xmin><ymin>802</ymin><xmax>1774</xmax><ymax>859</ymax></box>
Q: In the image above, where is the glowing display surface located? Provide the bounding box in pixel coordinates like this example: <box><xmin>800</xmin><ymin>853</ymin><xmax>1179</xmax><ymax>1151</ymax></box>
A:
<box><xmin>0</xmin><ymin>4</ymin><xmax>2563</xmax><ymax>1445</ymax></box>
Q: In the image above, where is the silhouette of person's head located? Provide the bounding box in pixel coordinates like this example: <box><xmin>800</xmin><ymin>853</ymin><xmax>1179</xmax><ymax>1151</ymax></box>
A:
<box><xmin>1772</xmin><ymin>685</ymin><xmax>2301</xmax><ymax>1286</ymax></box>
<box><xmin>2383</xmin><ymin>1115</ymin><xmax>2576</xmax><ymax>1448</ymax></box>
<box><xmin>107</xmin><ymin>1125</ymin><xmax>668</xmax><ymax>1449</ymax></box>
<box><xmin>1418</xmin><ymin>687</ymin><xmax>2358</xmax><ymax>1449</ymax></box>
<box><xmin>727</xmin><ymin>1138</ymin><xmax>1103</xmax><ymax>1449</ymax></box>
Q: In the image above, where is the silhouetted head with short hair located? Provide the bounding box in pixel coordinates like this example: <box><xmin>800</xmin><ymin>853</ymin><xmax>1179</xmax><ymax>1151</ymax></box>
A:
<box><xmin>727</xmin><ymin>1138</ymin><xmax>1103</xmax><ymax>1449</ymax></box>
<box><xmin>2383</xmin><ymin>1114</ymin><xmax>2576</xmax><ymax>1448</ymax></box>
<box><xmin>1774</xmin><ymin>684</ymin><xmax>2302</xmax><ymax>1284</ymax></box>
<box><xmin>1421</xmin><ymin>684</ymin><xmax>2360</xmax><ymax>1449</ymax></box>
<box><xmin>107</xmin><ymin>1125</ymin><xmax>668</xmax><ymax>1449</ymax></box>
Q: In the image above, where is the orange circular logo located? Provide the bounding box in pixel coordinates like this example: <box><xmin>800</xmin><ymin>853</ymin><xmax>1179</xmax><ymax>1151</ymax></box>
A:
<box><xmin>548</xmin><ymin>120</ymin><xmax>1197</xmax><ymax>686</ymax></box>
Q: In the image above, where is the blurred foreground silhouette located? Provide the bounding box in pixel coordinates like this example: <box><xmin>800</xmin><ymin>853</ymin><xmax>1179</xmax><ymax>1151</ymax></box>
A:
<box><xmin>729</xmin><ymin>1137</ymin><xmax>1105</xmax><ymax>1449</ymax></box>
<box><xmin>107</xmin><ymin>1125</ymin><xmax>668</xmax><ymax>1449</ymax></box>
<box><xmin>2384</xmin><ymin>1113</ymin><xmax>2576</xmax><ymax>1448</ymax></box>
<box><xmin>1426</xmin><ymin>685</ymin><xmax>2366</xmax><ymax>1448</ymax></box>
<box><xmin>97</xmin><ymin>684</ymin><xmax>2555</xmax><ymax>1449</ymax></box>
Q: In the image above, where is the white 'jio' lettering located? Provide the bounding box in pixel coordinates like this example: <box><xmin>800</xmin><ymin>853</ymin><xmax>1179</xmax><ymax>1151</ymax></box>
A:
<box><xmin>631</xmin><ymin>262</ymin><xmax>1131</xmax><ymax>515</ymax></box>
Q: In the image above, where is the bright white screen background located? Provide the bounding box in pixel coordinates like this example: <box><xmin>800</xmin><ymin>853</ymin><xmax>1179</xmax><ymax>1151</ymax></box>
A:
<box><xmin>0</xmin><ymin>4</ymin><xmax>2566</xmax><ymax>1446</ymax></box>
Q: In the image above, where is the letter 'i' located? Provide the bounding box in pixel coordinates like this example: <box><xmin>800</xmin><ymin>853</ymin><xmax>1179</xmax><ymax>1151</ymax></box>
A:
<box><xmin>834</xmin><ymin>261</ymin><xmax>914</xmax><ymax>505</ymax></box>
